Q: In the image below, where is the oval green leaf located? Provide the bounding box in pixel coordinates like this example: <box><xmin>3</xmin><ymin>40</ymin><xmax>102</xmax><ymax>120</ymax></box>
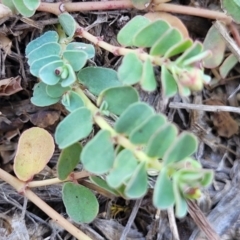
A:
<box><xmin>203</xmin><ymin>24</ymin><xmax>226</xmax><ymax>68</ymax></box>
<box><xmin>145</xmin><ymin>123</ymin><xmax>178</xmax><ymax>159</ymax></box>
<box><xmin>97</xmin><ymin>86</ymin><xmax>139</xmax><ymax>116</ymax></box>
<box><xmin>176</xmin><ymin>41</ymin><xmax>203</xmax><ymax>65</ymax></box>
<box><xmin>60</xmin><ymin>64</ymin><xmax>76</xmax><ymax>87</ymax></box>
<box><xmin>161</xmin><ymin>66</ymin><xmax>178</xmax><ymax>97</ymax></box>
<box><xmin>164</xmin><ymin>38</ymin><xmax>193</xmax><ymax>58</ymax></box>
<box><xmin>219</xmin><ymin>53</ymin><xmax>238</xmax><ymax>78</ymax></box>
<box><xmin>26</xmin><ymin>31</ymin><xmax>59</xmax><ymax>56</ymax></box>
<box><xmin>27</xmin><ymin>42</ymin><xmax>61</xmax><ymax>65</ymax></box>
<box><xmin>129</xmin><ymin>114</ymin><xmax>167</xmax><ymax>145</ymax></box>
<box><xmin>150</xmin><ymin>28</ymin><xmax>182</xmax><ymax>56</ymax></box>
<box><xmin>61</xmin><ymin>90</ymin><xmax>84</xmax><ymax>112</ymax></box>
<box><xmin>124</xmin><ymin>161</ymin><xmax>148</xmax><ymax>198</ymax></box>
<box><xmin>13</xmin><ymin>0</ymin><xmax>36</xmax><ymax>17</ymax></box>
<box><xmin>118</xmin><ymin>53</ymin><xmax>143</xmax><ymax>85</ymax></box>
<box><xmin>58</xmin><ymin>12</ymin><xmax>76</xmax><ymax>38</ymax></box>
<box><xmin>117</xmin><ymin>16</ymin><xmax>150</xmax><ymax>46</ymax></box>
<box><xmin>30</xmin><ymin>55</ymin><xmax>61</xmax><ymax>77</ymax></box>
<box><xmin>133</xmin><ymin>20</ymin><xmax>170</xmax><ymax>47</ymax></box>
<box><xmin>62</xmin><ymin>182</ymin><xmax>99</xmax><ymax>223</ymax></box>
<box><xmin>55</xmin><ymin>107</ymin><xmax>93</xmax><ymax>149</ymax></box>
<box><xmin>221</xmin><ymin>0</ymin><xmax>240</xmax><ymax>23</ymax></box>
<box><xmin>23</xmin><ymin>0</ymin><xmax>40</xmax><ymax>10</ymax></box>
<box><xmin>31</xmin><ymin>82</ymin><xmax>60</xmax><ymax>107</ymax></box>
<box><xmin>163</xmin><ymin>132</ymin><xmax>198</xmax><ymax>165</ymax></box>
<box><xmin>78</xmin><ymin>67</ymin><xmax>122</xmax><ymax>96</ymax></box>
<box><xmin>106</xmin><ymin>149</ymin><xmax>138</xmax><ymax>188</ymax></box>
<box><xmin>46</xmin><ymin>83</ymin><xmax>70</xmax><ymax>98</ymax></box>
<box><xmin>63</xmin><ymin>50</ymin><xmax>88</xmax><ymax>71</ymax></box>
<box><xmin>66</xmin><ymin>42</ymin><xmax>95</xmax><ymax>59</ymax></box>
<box><xmin>14</xmin><ymin>127</ymin><xmax>54</xmax><ymax>181</ymax></box>
<box><xmin>81</xmin><ymin>130</ymin><xmax>115</xmax><ymax>174</ymax></box>
<box><xmin>153</xmin><ymin>167</ymin><xmax>175</xmax><ymax>209</ymax></box>
<box><xmin>39</xmin><ymin>60</ymin><xmax>64</xmax><ymax>85</ymax></box>
<box><xmin>140</xmin><ymin>58</ymin><xmax>157</xmax><ymax>91</ymax></box>
<box><xmin>57</xmin><ymin>143</ymin><xmax>82</xmax><ymax>180</ymax></box>
<box><xmin>115</xmin><ymin>102</ymin><xmax>155</xmax><ymax>136</ymax></box>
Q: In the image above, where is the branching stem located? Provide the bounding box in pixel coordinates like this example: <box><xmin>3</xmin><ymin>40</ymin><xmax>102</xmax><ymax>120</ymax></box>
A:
<box><xmin>0</xmin><ymin>168</ymin><xmax>92</xmax><ymax>240</ymax></box>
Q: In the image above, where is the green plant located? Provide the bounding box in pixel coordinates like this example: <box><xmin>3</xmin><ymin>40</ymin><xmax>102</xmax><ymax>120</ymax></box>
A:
<box><xmin>2</xmin><ymin>0</ymin><xmax>40</xmax><ymax>17</ymax></box>
<box><xmin>0</xmin><ymin>2</ymin><xmax>220</xmax><ymax>238</ymax></box>
<box><xmin>20</xmin><ymin>12</ymin><xmax>213</xmax><ymax>221</ymax></box>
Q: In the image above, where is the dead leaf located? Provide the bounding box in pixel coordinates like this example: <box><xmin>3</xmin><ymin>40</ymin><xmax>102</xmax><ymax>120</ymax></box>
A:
<box><xmin>0</xmin><ymin>76</ymin><xmax>22</xmax><ymax>96</ymax></box>
<box><xmin>0</xmin><ymin>33</ymin><xmax>12</xmax><ymax>55</ymax></box>
<box><xmin>14</xmin><ymin>127</ymin><xmax>55</xmax><ymax>181</ymax></box>
<box><xmin>29</xmin><ymin>110</ymin><xmax>60</xmax><ymax>128</ymax></box>
<box><xmin>144</xmin><ymin>12</ymin><xmax>189</xmax><ymax>39</ymax></box>
<box><xmin>0</xmin><ymin>4</ymin><xmax>12</xmax><ymax>19</ymax></box>
<box><xmin>204</xmin><ymin>99</ymin><xmax>239</xmax><ymax>138</ymax></box>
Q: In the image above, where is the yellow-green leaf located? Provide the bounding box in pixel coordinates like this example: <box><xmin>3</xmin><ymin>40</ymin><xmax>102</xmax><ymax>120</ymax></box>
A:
<box><xmin>14</xmin><ymin>127</ymin><xmax>55</xmax><ymax>181</ymax></box>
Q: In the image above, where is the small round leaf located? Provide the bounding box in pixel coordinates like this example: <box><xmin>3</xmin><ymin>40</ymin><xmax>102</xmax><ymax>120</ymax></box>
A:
<box><xmin>55</xmin><ymin>107</ymin><xmax>93</xmax><ymax>149</ymax></box>
<box><xmin>63</xmin><ymin>182</ymin><xmax>99</xmax><ymax>223</ymax></box>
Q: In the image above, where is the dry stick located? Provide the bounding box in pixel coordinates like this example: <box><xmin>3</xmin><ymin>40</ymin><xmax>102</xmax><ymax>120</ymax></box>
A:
<box><xmin>214</xmin><ymin>21</ymin><xmax>240</xmax><ymax>62</ymax></box>
<box><xmin>167</xmin><ymin>208</ymin><xmax>180</xmax><ymax>240</ymax></box>
<box><xmin>169</xmin><ymin>102</ymin><xmax>240</xmax><ymax>114</ymax></box>
<box><xmin>120</xmin><ymin>198</ymin><xmax>143</xmax><ymax>240</ymax></box>
<box><xmin>0</xmin><ymin>168</ymin><xmax>92</xmax><ymax>240</ymax></box>
<box><xmin>153</xmin><ymin>3</ymin><xmax>232</xmax><ymax>24</ymax></box>
<box><xmin>37</xmin><ymin>0</ymin><xmax>133</xmax><ymax>15</ymax></box>
<box><xmin>37</xmin><ymin>0</ymin><xmax>232</xmax><ymax>25</ymax></box>
<box><xmin>187</xmin><ymin>201</ymin><xmax>220</xmax><ymax>240</ymax></box>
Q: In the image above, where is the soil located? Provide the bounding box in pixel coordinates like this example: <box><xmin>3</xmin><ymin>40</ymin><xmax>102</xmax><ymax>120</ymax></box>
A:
<box><xmin>0</xmin><ymin>0</ymin><xmax>240</xmax><ymax>239</ymax></box>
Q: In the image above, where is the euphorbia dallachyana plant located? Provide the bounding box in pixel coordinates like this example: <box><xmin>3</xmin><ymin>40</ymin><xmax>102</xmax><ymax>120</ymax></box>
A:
<box><xmin>14</xmin><ymin>12</ymin><xmax>213</xmax><ymax>224</ymax></box>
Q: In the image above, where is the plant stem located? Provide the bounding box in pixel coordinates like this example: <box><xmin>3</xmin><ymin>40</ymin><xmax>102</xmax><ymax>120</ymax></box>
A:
<box><xmin>37</xmin><ymin>0</ymin><xmax>133</xmax><ymax>15</ymax></box>
<box><xmin>37</xmin><ymin>0</ymin><xmax>232</xmax><ymax>24</ymax></box>
<box><xmin>0</xmin><ymin>168</ymin><xmax>92</xmax><ymax>240</ymax></box>
<box><xmin>153</xmin><ymin>3</ymin><xmax>232</xmax><ymax>24</ymax></box>
<box><xmin>75</xmin><ymin>27</ymin><xmax>165</xmax><ymax>66</ymax></box>
<box><xmin>28</xmin><ymin>171</ymin><xmax>91</xmax><ymax>188</ymax></box>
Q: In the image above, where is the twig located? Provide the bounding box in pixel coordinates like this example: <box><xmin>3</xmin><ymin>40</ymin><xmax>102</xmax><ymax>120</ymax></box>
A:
<box><xmin>167</xmin><ymin>208</ymin><xmax>180</xmax><ymax>240</ymax></box>
<box><xmin>214</xmin><ymin>21</ymin><xmax>240</xmax><ymax>62</ymax></box>
<box><xmin>120</xmin><ymin>198</ymin><xmax>143</xmax><ymax>240</ymax></box>
<box><xmin>169</xmin><ymin>102</ymin><xmax>240</xmax><ymax>114</ymax></box>
<box><xmin>152</xmin><ymin>3</ymin><xmax>232</xmax><ymax>24</ymax></box>
<box><xmin>187</xmin><ymin>200</ymin><xmax>220</xmax><ymax>240</ymax></box>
